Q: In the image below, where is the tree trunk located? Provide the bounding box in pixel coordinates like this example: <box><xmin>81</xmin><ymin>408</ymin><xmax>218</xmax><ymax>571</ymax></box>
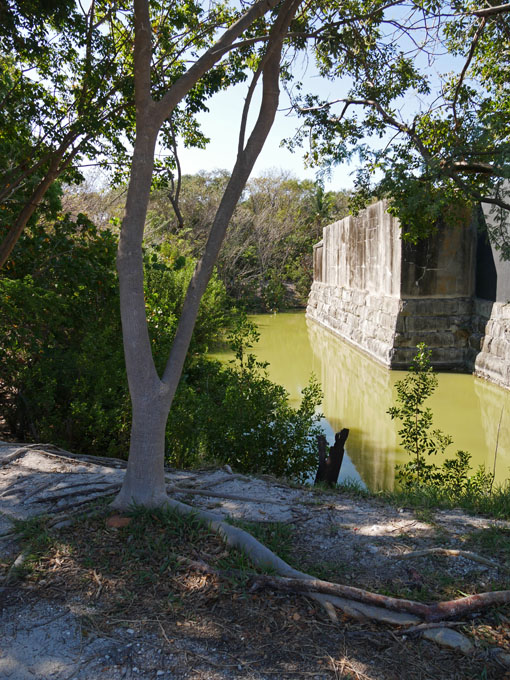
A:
<box><xmin>314</xmin><ymin>429</ymin><xmax>349</xmax><ymax>486</ymax></box>
<box><xmin>111</xmin><ymin>398</ymin><xmax>169</xmax><ymax>509</ymax></box>
<box><xmin>112</xmin><ymin>0</ymin><xmax>300</xmax><ymax>510</ymax></box>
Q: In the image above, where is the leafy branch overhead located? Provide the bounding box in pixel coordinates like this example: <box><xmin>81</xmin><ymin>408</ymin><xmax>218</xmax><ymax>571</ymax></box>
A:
<box><xmin>285</xmin><ymin>1</ymin><xmax>510</xmax><ymax>247</ymax></box>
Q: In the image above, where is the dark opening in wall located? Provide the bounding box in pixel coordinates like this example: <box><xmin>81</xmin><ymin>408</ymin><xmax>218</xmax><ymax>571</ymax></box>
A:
<box><xmin>476</xmin><ymin>231</ymin><xmax>497</xmax><ymax>302</ymax></box>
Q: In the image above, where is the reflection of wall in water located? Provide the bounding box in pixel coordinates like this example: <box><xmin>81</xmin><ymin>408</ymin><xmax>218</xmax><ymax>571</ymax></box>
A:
<box><xmin>307</xmin><ymin>318</ymin><xmax>399</xmax><ymax>490</ymax></box>
<box><xmin>473</xmin><ymin>377</ymin><xmax>510</xmax><ymax>479</ymax></box>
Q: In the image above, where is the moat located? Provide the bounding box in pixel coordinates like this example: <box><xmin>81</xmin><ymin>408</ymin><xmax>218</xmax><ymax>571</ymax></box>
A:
<box><xmin>217</xmin><ymin>312</ymin><xmax>510</xmax><ymax>491</ymax></box>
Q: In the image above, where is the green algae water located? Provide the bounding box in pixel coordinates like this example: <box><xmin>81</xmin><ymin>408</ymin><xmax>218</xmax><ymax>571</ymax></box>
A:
<box><xmin>213</xmin><ymin>311</ymin><xmax>510</xmax><ymax>490</ymax></box>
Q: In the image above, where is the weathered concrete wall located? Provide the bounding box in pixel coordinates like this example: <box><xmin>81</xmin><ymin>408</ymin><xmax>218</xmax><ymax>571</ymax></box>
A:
<box><xmin>401</xmin><ymin>218</ymin><xmax>476</xmax><ymax>298</ymax></box>
<box><xmin>472</xmin><ymin>203</ymin><xmax>510</xmax><ymax>387</ymax></box>
<box><xmin>307</xmin><ymin>282</ymin><xmax>402</xmax><ymax>365</ymax></box>
<box><xmin>307</xmin><ymin>201</ymin><xmax>402</xmax><ymax>365</ymax></box>
<box><xmin>321</xmin><ymin>201</ymin><xmax>401</xmax><ymax>295</ymax></box>
<box><xmin>307</xmin><ymin>200</ymin><xmax>479</xmax><ymax>370</ymax></box>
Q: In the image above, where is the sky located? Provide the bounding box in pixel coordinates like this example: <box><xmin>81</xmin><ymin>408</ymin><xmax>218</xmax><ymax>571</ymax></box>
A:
<box><xmin>173</xmin><ymin>65</ymin><xmax>358</xmax><ymax>191</ymax></box>
<box><xmin>175</xmin><ymin>90</ymin><xmax>355</xmax><ymax>191</ymax></box>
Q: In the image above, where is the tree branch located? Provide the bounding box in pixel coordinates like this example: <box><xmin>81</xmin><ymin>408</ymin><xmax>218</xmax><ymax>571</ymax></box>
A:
<box><xmin>154</xmin><ymin>0</ymin><xmax>281</xmax><ymax>126</ymax></box>
<box><xmin>472</xmin><ymin>3</ymin><xmax>510</xmax><ymax>17</ymax></box>
<box><xmin>161</xmin><ymin>0</ymin><xmax>300</xmax><ymax>396</ymax></box>
<box><xmin>452</xmin><ymin>17</ymin><xmax>486</xmax><ymax>128</ymax></box>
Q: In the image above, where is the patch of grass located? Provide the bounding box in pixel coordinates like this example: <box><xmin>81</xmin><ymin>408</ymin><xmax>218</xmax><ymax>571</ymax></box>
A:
<box><xmin>11</xmin><ymin>516</ymin><xmax>57</xmax><ymax>578</ymax></box>
<box><xmin>462</xmin><ymin>526</ymin><xmax>510</xmax><ymax>567</ymax></box>
<box><xmin>335</xmin><ymin>479</ymin><xmax>370</xmax><ymax>498</ymax></box>
<box><xmin>412</xmin><ymin>506</ymin><xmax>437</xmax><ymax>524</ymax></box>
<box><xmin>308</xmin><ymin>478</ymin><xmax>370</xmax><ymax>499</ymax></box>
<box><xmin>301</xmin><ymin>559</ymin><xmax>350</xmax><ymax>583</ymax></box>
<box><xmin>226</xmin><ymin>520</ymin><xmax>294</xmax><ymax>564</ymax></box>
<box><xmin>379</xmin><ymin>482</ymin><xmax>510</xmax><ymax>521</ymax></box>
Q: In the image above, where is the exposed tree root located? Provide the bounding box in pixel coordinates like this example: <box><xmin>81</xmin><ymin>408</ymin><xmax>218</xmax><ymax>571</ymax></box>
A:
<box><xmin>396</xmin><ymin>622</ymin><xmax>468</xmax><ymax>635</ymax></box>
<box><xmin>35</xmin><ymin>482</ymin><xmax>121</xmax><ymax>503</ymax></box>
<box><xmin>398</xmin><ymin>547</ymin><xmax>508</xmax><ymax>572</ymax></box>
<box><xmin>166</xmin><ymin>483</ymin><xmax>286</xmax><ymax>504</ymax></box>
<box><xmin>4</xmin><ymin>549</ymin><xmax>29</xmax><ymax>583</ymax></box>
<box><xmin>161</xmin><ymin>497</ymin><xmax>510</xmax><ymax>626</ymax></box>
<box><xmin>0</xmin><ymin>446</ymin><xmax>31</xmax><ymax>466</ymax></box>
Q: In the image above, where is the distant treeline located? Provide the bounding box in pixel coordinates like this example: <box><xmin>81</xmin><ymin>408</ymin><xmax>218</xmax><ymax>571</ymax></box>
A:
<box><xmin>63</xmin><ymin>170</ymin><xmax>350</xmax><ymax>311</ymax></box>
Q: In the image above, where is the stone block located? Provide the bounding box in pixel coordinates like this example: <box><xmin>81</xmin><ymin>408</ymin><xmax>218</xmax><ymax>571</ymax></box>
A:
<box><xmin>491</xmin><ymin>337</ymin><xmax>507</xmax><ymax>359</ymax></box>
<box><xmin>382</xmin><ymin>296</ymin><xmax>400</xmax><ymax>315</ymax></box>
<box><xmin>474</xmin><ymin>298</ymin><xmax>493</xmax><ymax>318</ymax></box>
<box><xmin>498</xmin><ymin>303</ymin><xmax>510</xmax><ymax>320</ymax></box>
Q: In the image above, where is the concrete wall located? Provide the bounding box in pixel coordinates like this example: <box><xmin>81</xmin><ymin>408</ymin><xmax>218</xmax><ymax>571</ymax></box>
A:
<box><xmin>322</xmin><ymin>201</ymin><xmax>401</xmax><ymax>295</ymax></box>
<box><xmin>306</xmin><ymin>199</ymin><xmax>509</xmax><ymax>378</ymax></box>
<box><xmin>401</xmin><ymin>218</ymin><xmax>476</xmax><ymax>298</ymax></box>
<box><xmin>472</xmin><ymin>203</ymin><xmax>510</xmax><ymax>387</ymax></box>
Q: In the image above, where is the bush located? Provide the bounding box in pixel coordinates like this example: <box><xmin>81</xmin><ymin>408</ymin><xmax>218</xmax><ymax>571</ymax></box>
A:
<box><xmin>166</xmin><ymin>318</ymin><xmax>324</xmax><ymax>481</ymax></box>
<box><xmin>388</xmin><ymin>344</ymin><xmax>494</xmax><ymax>499</ymax></box>
<box><xmin>2</xmin><ymin>224</ymin><xmax>324</xmax><ymax>479</ymax></box>
<box><xmin>0</xmin><ymin>220</ymin><xmax>231</xmax><ymax>457</ymax></box>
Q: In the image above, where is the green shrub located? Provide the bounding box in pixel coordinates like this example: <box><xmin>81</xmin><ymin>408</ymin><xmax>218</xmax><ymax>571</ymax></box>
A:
<box><xmin>388</xmin><ymin>343</ymin><xmax>494</xmax><ymax>499</ymax></box>
<box><xmin>166</xmin><ymin>318</ymin><xmax>324</xmax><ymax>481</ymax></box>
<box><xmin>0</xmin><ymin>221</ymin><xmax>231</xmax><ymax>457</ymax></box>
<box><xmin>2</xmin><ymin>224</ymin><xmax>324</xmax><ymax>479</ymax></box>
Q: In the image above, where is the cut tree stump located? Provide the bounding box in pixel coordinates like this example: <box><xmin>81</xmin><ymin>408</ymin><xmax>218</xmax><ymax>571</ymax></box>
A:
<box><xmin>314</xmin><ymin>429</ymin><xmax>349</xmax><ymax>487</ymax></box>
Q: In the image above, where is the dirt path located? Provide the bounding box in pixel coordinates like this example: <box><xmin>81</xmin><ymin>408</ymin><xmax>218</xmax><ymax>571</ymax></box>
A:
<box><xmin>1</xmin><ymin>441</ymin><xmax>509</xmax><ymax>679</ymax></box>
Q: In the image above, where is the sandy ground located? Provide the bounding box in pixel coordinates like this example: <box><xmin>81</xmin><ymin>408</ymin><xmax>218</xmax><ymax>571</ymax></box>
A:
<box><xmin>1</xmin><ymin>441</ymin><xmax>510</xmax><ymax>679</ymax></box>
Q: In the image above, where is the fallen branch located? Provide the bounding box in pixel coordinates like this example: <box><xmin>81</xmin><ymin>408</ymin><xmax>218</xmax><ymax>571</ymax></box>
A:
<box><xmin>30</xmin><ymin>444</ymin><xmax>128</xmax><ymax>469</ymax></box>
<box><xmin>4</xmin><ymin>549</ymin><xmax>29</xmax><ymax>583</ymax></box>
<box><xmin>160</xmin><ymin>497</ymin><xmax>510</xmax><ymax>624</ymax></box>
<box><xmin>399</xmin><ymin>548</ymin><xmax>508</xmax><ymax>572</ymax></box>
<box><xmin>249</xmin><ymin>573</ymin><xmax>510</xmax><ymax>623</ymax></box>
<box><xmin>397</xmin><ymin>621</ymin><xmax>468</xmax><ymax>635</ymax></box>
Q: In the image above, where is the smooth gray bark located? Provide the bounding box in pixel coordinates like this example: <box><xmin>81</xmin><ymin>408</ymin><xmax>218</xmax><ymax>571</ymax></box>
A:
<box><xmin>113</xmin><ymin>0</ymin><xmax>301</xmax><ymax>509</ymax></box>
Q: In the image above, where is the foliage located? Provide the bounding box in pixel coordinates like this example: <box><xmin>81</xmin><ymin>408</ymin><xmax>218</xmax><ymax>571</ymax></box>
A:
<box><xmin>0</xmin><ymin>221</ymin><xmax>231</xmax><ymax>457</ymax></box>
<box><xmin>388</xmin><ymin>344</ymin><xmax>494</xmax><ymax>498</ymax></box>
<box><xmin>0</xmin><ymin>216</ymin><xmax>125</xmax><ymax>453</ymax></box>
<box><xmin>166</xmin><ymin>317</ymin><xmax>324</xmax><ymax>481</ymax></box>
<box><xmin>388</xmin><ymin>344</ymin><xmax>453</xmax><ymax>485</ymax></box>
<box><xmin>1</xmin><ymin>221</ymin><xmax>323</xmax><ymax>477</ymax></box>
<box><xmin>285</xmin><ymin>2</ymin><xmax>510</xmax><ymax>250</ymax></box>
<box><xmin>145</xmin><ymin>171</ymin><xmax>350</xmax><ymax>310</ymax></box>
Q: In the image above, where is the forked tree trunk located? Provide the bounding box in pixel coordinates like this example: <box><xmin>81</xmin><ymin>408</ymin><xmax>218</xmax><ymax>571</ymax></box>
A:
<box><xmin>112</xmin><ymin>0</ymin><xmax>300</xmax><ymax>510</ymax></box>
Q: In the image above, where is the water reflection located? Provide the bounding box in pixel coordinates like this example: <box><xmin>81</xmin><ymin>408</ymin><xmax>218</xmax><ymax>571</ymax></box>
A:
<box><xmin>215</xmin><ymin>312</ymin><xmax>510</xmax><ymax>490</ymax></box>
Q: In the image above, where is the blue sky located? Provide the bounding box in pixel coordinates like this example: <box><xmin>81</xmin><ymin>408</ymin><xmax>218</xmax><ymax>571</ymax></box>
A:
<box><xmin>175</xmin><ymin>69</ymin><xmax>358</xmax><ymax>191</ymax></box>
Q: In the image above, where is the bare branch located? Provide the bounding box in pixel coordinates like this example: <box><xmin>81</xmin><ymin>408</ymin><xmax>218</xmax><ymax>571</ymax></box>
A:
<box><xmin>472</xmin><ymin>3</ymin><xmax>510</xmax><ymax>17</ymax></box>
<box><xmin>168</xmin><ymin>118</ymin><xmax>184</xmax><ymax>229</ymax></box>
<box><xmin>452</xmin><ymin>17</ymin><xmax>486</xmax><ymax>127</ymax></box>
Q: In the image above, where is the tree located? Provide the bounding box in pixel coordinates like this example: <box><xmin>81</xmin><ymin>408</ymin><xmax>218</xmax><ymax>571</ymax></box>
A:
<box><xmin>145</xmin><ymin>171</ymin><xmax>350</xmax><ymax>308</ymax></box>
<box><xmin>111</xmin><ymin>0</ymin><xmax>460</xmax><ymax>508</ymax></box>
<box><xmin>286</xmin><ymin>0</ymin><xmax>510</xmax><ymax>249</ymax></box>
<box><xmin>113</xmin><ymin>0</ymin><xmax>303</xmax><ymax>508</ymax></box>
<box><xmin>0</xmin><ymin>0</ymin><xmax>135</xmax><ymax>266</ymax></box>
